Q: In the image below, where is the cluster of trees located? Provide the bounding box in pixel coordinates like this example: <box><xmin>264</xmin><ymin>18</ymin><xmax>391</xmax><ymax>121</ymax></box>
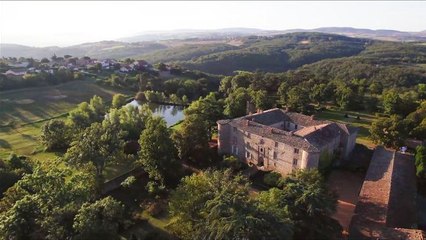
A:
<box><xmin>98</xmin><ymin>68</ymin><xmax>220</xmax><ymax>103</ymax></box>
<box><xmin>172</xmin><ymin>92</ymin><xmax>223</xmax><ymax>163</ymax></box>
<box><xmin>370</xmin><ymin>100</ymin><xmax>426</xmax><ymax>148</ymax></box>
<box><xmin>0</xmin><ymin>166</ymin><xmax>126</xmax><ymax>240</ymax></box>
<box><xmin>168</xmin><ymin>169</ymin><xmax>341</xmax><ymax>240</ymax></box>
<box><xmin>41</xmin><ymin>94</ymin><xmax>181</xmax><ymax>191</ymax></box>
<box><xmin>0</xmin><ymin>154</ymin><xmax>32</xmax><ymax>197</ymax></box>
<box><xmin>0</xmin><ymin>67</ymin><xmax>80</xmax><ymax>90</ymax></box>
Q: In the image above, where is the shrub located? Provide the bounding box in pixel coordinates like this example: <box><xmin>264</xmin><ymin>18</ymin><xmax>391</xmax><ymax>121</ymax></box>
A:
<box><xmin>263</xmin><ymin>172</ymin><xmax>282</xmax><ymax>187</ymax></box>
<box><xmin>135</xmin><ymin>91</ymin><xmax>146</xmax><ymax>101</ymax></box>
<box><xmin>223</xmin><ymin>155</ymin><xmax>243</xmax><ymax>171</ymax></box>
<box><xmin>121</xmin><ymin>176</ymin><xmax>136</xmax><ymax>188</ymax></box>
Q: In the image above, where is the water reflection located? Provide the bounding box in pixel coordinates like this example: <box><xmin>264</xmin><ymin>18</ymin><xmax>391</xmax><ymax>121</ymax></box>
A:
<box><xmin>126</xmin><ymin>100</ymin><xmax>184</xmax><ymax>127</ymax></box>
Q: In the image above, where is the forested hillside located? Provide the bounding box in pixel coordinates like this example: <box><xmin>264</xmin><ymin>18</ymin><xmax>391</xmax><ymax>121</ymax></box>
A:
<box><xmin>142</xmin><ymin>32</ymin><xmax>370</xmax><ymax>74</ymax></box>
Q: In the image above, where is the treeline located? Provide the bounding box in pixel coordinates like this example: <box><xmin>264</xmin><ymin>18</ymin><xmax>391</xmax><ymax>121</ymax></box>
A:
<box><xmin>0</xmin><ymin>68</ymin><xmax>81</xmax><ymax>90</ymax></box>
<box><xmin>216</xmin><ymin>70</ymin><xmax>425</xmax><ymax>143</ymax></box>
<box><xmin>98</xmin><ymin>67</ymin><xmax>221</xmax><ymax>102</ymax></box>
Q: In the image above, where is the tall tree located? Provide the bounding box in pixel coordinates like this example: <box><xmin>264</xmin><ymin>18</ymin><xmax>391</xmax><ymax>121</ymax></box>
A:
<box><xmin>184</xmin><ymin>92</ymin><xmax>224</xmax><ymax>136</ymax></box>
<box><xmin>65</xmin><ymin>121</ymin><xmax>123</xmax><ymax>177</ymax></box>
<box><xmin>173</xmin><ymin>113</ymin><xmax>210</xmax><ymax>162</ymax></box>
<box><xmin>73</xmin><ymin>197</ymin><xmax>124</xmax><ymax>240</ymax></box>
<box><xmin>168</xmin><ymin>169</ymin><xmax>293</xmax><ymax>240</ymax></box>
<box><xmin>370</xmin><ymin>114</ymin><xmax>407</xmax><ymax>148</ymax></box>
<box><xmin>224</xmin><ymin>87</ymin><xmax>250</xmax><ymax>118</ymax></box>
<box><xmin>382</xmin><ymin>89</ymin><xmax>402</xmax><ymax>115</ymax></box>
<box><xmin>111</xmin><ymin>94</ymin><xmax>127</xmax><ymax>109</ymax></box>
<box><xmin>287</xmin><ymin>86</ymin><xmax>310</xmax><ymax>112</ymax></box>
<box><xmin>40</xmin><ymin>119</ymin><xmax>71</xmax><ymax>151</ymax></box>
<box><xmin>267</xmin><ymin>169</ymin><xmax>342</xmax><ymax>240</ymax></box>
<box><xmin>138</xmin><ymin>116</ymin><xmax>178</xmax><ymax>185</ymax></box>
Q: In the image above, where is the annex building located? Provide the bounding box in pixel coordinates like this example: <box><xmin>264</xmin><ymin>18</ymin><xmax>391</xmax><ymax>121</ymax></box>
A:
<box><xmin>217</xmin><ymin>108</ymin><xmax>358</xmax><ymax>176</ymax></box>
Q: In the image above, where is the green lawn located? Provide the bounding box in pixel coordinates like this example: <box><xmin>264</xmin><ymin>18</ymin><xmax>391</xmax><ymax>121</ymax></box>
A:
<box><xmin>316</xmin><ymin>107</ymin><xmax>377</xmax><ymax>148</ymax></box>
<box><xmin>170</xmin><ymin>120</ymin><xmax>184</xmax><ymax>131</ymax></box>
<box><xmin>0</xmin><ymin>79</ymin><xmax>131</xmax><ymax>127</ymax></box>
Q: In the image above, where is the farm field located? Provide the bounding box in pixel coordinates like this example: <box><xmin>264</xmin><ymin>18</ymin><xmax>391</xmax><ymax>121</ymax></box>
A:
<box><xmin>0</xmin><ymin>79</ymin><xmax>130</xmax><ymax>159</ymax></box>
<box><xmin>0</xmin><ymin>79</ymin><xmax>130</xmax><ymax>127</ymax></box>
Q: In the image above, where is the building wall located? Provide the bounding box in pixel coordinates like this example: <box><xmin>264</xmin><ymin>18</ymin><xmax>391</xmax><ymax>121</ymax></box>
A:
<box><xmin>344</xmin><ymin>132</ymin><xmax>357</xmax><ymax>160</ymax></box>
<box><xmin>217</xmin><ymin>123</ymin><xmax>231</xmax><ymax>155</ymax></box>
<box><xmin>218</xmin><ymin>123</ymin><xmax>317</xmax><ymax>176</ymax></box>
<box><xmin>218</xmin><ymin>121</ymin><xmax>356</xmax><ymax>176</ymax></box>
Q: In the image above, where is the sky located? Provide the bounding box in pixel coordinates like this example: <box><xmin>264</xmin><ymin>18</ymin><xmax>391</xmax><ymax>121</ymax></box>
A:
<box><xmin>1</xmin><ymin>1</ymin><xmax>426</xmax><ymax>47</ymax></box>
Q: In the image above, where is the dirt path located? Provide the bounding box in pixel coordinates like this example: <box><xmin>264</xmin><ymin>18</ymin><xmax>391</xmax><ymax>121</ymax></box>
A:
<box><xmin>327</xmin><ymin>170</ymin><xmax>365</xmax><ymax>231</ymax></box>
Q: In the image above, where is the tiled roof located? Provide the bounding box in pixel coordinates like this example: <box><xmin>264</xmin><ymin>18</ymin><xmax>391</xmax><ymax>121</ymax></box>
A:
<box><xmin>218</xmin><ymin>108</ymin><xmax>358</xmax><ymax>152</ymax></box>
<box><xmin>283</xmin><ymin>111</ymin><xmax>330</xmax><ymax>127</ymax></box>
<box><xmin>295</xmin><ymin>123</ymin><xmax>342</xmax><ymax>148</ymax></box>
<box><xmin>230</xmin><ymin>119</ymin><xmax>320</xmax><ymax>152</ymax></box>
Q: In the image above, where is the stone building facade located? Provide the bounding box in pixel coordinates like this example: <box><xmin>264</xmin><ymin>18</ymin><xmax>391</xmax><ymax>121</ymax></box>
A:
<box><xmin>217</xmin><ymin>108</ymin><xmax>358</xmax><ymax>176</ymax></box>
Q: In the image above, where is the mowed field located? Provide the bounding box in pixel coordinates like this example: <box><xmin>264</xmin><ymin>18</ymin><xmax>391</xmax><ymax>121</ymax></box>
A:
<box><xmin>0</xmin><ymin>80</ymin><xmax>131</xmax><ymax>159</ymax></box>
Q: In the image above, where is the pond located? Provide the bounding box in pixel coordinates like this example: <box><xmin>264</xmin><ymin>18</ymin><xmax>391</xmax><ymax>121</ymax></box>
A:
<box><xmin>126</xmin><ymin>100</ymin><xmax>185</xmax><ymax>127</ymax></box>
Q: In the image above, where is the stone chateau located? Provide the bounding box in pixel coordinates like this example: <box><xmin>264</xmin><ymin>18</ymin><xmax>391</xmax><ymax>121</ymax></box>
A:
<box><xmin>217</xmin><ymin>108</ymin><xmax>358</xmax><ymax>176</ymax></box>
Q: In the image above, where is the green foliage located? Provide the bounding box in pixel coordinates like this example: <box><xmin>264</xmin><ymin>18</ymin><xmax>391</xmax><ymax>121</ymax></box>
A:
<box><xmin>0</xmin><ymin>167</ymin><xmax>96</xmax><ymax>240</ymax></box>
<box><xmin>67</xmin><ymin>95</ymin><xmax>107</xmax><ymax>132</ymax></box>
<box><xmin>184</xmin><ymin>92</ymin><xmax>224</xmax><ymax>134</ymax></box>
<box><xmin>111</xmin><ymin>93</ymin><xmax>128</xmax><ymax>109</ymax></box>
<box><xmin>168</xmin><ymin>169</ymin><xmax>293</xmax><ymax>240</ymax></box>
<box><xmin>0</xmin><ymin>68</ymin><xmax>75</xmax><ymax>91</ymax></box>
<box><xmin>370</xmin><ymin>114</ymin><xmax>407</xmax><ymax>148</ymax></box>
<box><xmin>287</xmin><ymin>86</ymin><xmax>310</xmax><ymax>112</ymax></box>
<box><xmin>173</xmin><ymin>113</ymin><xmax>210</xmax><ymax>162</ymax></box>
<box><xmin>382</xmin><ymin>89</ymin><xmax>402</xmax><ymax>115</ymax></box>
<box><xmin>73</xmin><ymin>197</ymin><xmax>125</xmax><ymax>240</ymax></box>
<box><xmin>222</xmin><ymin>155</ymin><xmax>244</xmax><ymax>171</ymax></box>
<box><xmin>224</xmin><ymin>87</ymin><xmax>250</xmax><ymax>118</ymax></box>
<box><xmin>40</xmin><ymin>119</ymin><xmax>71</xmax><ymax>151</ymax></box>
<box><xmin>250</xmin><ymin>89</ymin><xmax>274</xmax><ymax>110</ymax></box>
<box><xmin>334</xmin><ymin>83</ymin><xmax>361</xmax><ymax>110</ymax></box>
<box><xmin>106</xmin><ymin>104</ymin><xmax>152</xmax><ymax>140</ymax></box>
<box><xmin>0</xmin><ymin>154</ymin><xmax>32</xmax><ymax>197</ymax></box>
<box><xmin>415</xmin><ymin>146</ymin><xmax>426</xmax><ymax>179</ymax></box>
<box><xmin>138</xmin><ymin>116</ymin><xmax>179</xmax><ymax>186</ymax></box>
<box><xmin>162</xmin><ymin>33</ymin><xmax>368</xmax><ymax>75</ymax></box>
<box><xmin>263</xmin><ymin>172</ymin><xmax>283</xmax><ymax>187</ymax></box>
<box><xmin>64</xmin><ymin>121</ymin><xmax>124</xmax><ymax>177</ymax></box>
<box><xmin>267</xmin><ymin>169</ymin><xmax>342</xmax><ymax>239</ymax></box>
<box><xmin>120</xmin><ymin>176</ymin><xmax>136</xmax><ymax>188</ymax></box>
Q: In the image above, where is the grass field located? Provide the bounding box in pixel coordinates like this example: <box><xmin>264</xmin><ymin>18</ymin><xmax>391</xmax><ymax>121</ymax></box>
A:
<box><xmin>0</xmin><ymin>79</ymin><xmax>131</xmax><ymax>127</ymax></box>
<box><xmin>0</xmin><ymin>79</ymin><xmax>130</xmax><ymax>158</ymax></box>
<box><xmin>316</xmin><ymin>107</ymin><xmax>377</xmax><ymax>148</ymax></box>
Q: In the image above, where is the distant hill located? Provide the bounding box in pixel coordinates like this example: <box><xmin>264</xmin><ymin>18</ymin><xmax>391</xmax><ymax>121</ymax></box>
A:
<box><xmin>0</xmin><ymin>41</ymin><xmax>167</xmax><ymax>59</ymax></box>
<box><xmin>120</xmin><ymin>27</ymin><xmax>426</xmax><ymax>43</ymax></box>
<box><xmin>117</xmin><ymin>28</ymin><xmax>270</xmax><ymax>42</ymax></box>
<box><xmin>311</xmin><ymin>27</ymin><xmax>426</xmax><ymax>42</ymax></box>
<box><xmin>2</xmin><ymin>27</ymin><xmax>426</xmax><ymax>60</ymax></box>
<box><xmin>139</xmin><ymin>32</ymin><xmax>371</xmax><ymax>74</ymax></box>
